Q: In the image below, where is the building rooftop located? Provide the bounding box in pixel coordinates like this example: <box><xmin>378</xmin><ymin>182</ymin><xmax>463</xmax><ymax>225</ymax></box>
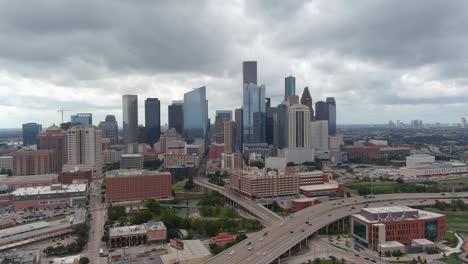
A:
<box><xmin>363</xmin><ymin>206</ymin><xmax>416</xmax><ymax>215</ymax></box>
<box><xmin>0</xmin><ymin>221</ymin><xmax>51</xmax><ymax>239</ymax></box>
<box><xmin>121</xmin><ymin>153</ymin><xmax>142</xmax><ymax>158</ymax></box>
<box><xmin>379</xmin><ymin>241</ymin><xmax>405</xmax><ymax>248</ymax></box>
<box><xmin>412</xmin><ymin>238</ymin><xmax>435</xmax><ymax>245</ymax></box>
<box><xmin>403</xmin><ymin>162</ymin><xmax>467</xmax><ymax>170</ymax></box>
<box><xmin>106</xmin><ymin>169</ymin><xmax>170</xmax><ymax>177</ymax></box>
<box><xmin>0</xmin><ymin>174</ymin><xmax>58</xmax><ymax>182</ymax></box>
<box><xmin>11</xmin><ymin>183</ymin><xmax>87</xmax><ymax>196</ymax></box>
<box><xmin>109</xmin><ymin>221</ymin><xmax>166</xmax><ymax>237</ymax></box>
<box><xmin>299</xmin><ymin>182</ymin><xmax>339</xmax><ymax>191</ymax></box>
<box><xmin>162</xmin><ymin>239</ymin><xmax>211</xmax><ymax>263</ymax></box>
<box><xmin>293</xmin><ymin>197</ymin><xmax>319</xmax><ymax>203</ymax></box>
<box><xmin>354</xmin><ymin>206</ymin><xmax>444</xmax><ymax>223</ymax></box>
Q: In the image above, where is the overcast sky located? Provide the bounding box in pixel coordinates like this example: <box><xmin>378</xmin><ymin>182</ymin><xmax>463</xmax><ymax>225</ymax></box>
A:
<box><xmin>1</xmin><ymin>0</ymin><xmax>468</xmax><ymax>128</ymax></box>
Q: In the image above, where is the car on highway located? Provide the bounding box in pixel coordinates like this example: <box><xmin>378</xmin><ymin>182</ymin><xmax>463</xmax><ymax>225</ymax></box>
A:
<box><xmin>263</xmin><ymin>232</ymin><xmax>268</xmax><ymax>236</ymax></box>
<box><xmin>248</xmin><ymin>246</ymin><xmax>252</xmax><ymax>251</ymax></box>
<box><xmin>259</xmin><ymin>237</ymin><xmax>264</xmax><ymax>241</ymax></box>
<box><xmin>290</xmin><ymin>230</ymin><xmax>294</xmax><ymax>234</ymax></box>
<box><xmin>229</xmin><ymin>250</ymin><xmax>235</xmax><ymax>255</ymax></box>
<box><xmin>247</xmin><ymin>241</ymin><xmax>251</xmax><ymax>246</ymax></box>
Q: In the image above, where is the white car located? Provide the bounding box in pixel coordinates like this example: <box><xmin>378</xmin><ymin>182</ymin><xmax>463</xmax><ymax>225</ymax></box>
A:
<box><xmin>259</xmin><ymin>237</ymin><xmax>264</xmax><ymax>241</ymax></box>
<box><xmin>229</xmin><ymin>250</ymin><xmax>235</xmax><ymax>255</ymax></box>
<box><xmin>248</xmin><ymin>246</ymin><xmax>253</xmax><ymax>251</ymax></box>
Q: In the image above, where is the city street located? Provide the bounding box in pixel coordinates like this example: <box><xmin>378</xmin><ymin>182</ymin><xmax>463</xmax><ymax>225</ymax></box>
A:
<box><xmin>86</xmin><ymin>179</ymin><xmax>108</xmax><ymax>264</ymax></box>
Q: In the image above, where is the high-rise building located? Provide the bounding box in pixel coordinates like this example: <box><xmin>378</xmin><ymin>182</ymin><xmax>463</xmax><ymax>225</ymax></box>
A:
<box><xmin>224</xmin><ymin>121</ymin><xmax>236</xmax><ymax>154</ymax></box>
<box><xmin>288</xmin><ymin>104</ymin><xmax>311</xmax><ymax>148</ymax></box>
<box><xmin>145</xmin><ymin>98</ymin><xmax>161</xmax><ymax>147</ymax></box>
<box><xmin>285</xmin><ymin>76</ymin><xmax>296</xmax><ymax>99</ymax></box>
<box><xmin>242</xmin><ymin>61</ymin><xmax>257</xmax><ymax>85</ymax></box>
<box><xmin>22</xmin><ymin>123</ymin><xmax>42</xmax><ymax>146</ymax></box>
<box><xmin>243</xmin><ymin>83</ymin><xmax>266</xmax><ymax>144</ymax></box>
<box><xmin>168</xmin><ymin>101</ymin><xmax>184</xmax><ymax>135</ymax></box>
<box><xmin>37</xmin><ymin>125</ymin><xmax>67</xmax><ymax>167</ymax></box>
<box><xmin>70</xmin><ymin>113</ymin><xmax>92</xmax><ymax>125</ymax></box>
<box><xmin>461</xmin><ymin>117</ymin><xmax>467</xmax><ymax>129</ymax></box>
<box><xmin>66</xmin><ymin>125</ymin><xmax>103</xmax><ymax>178</ymax></box>
<box><xmin>214</xmin><ymin>110</ymin><xmax>232</xmax><ymax>143</ymax></box>
<box><xmin>122</xmin><ymin>94</ymin><xmax>138</xmax><ymax>144</ymax></box>
<box><xmin>300</xmin><ymin>87</ymin><xmax>314</xmax><ymax>120</ymax></box>
<box><xmin>99</xmin><ymin>115</ymin><xmax>119</xmax><ymax>145</ymax></box>
<box><xmin>326</xmin><ymin>97</ymin><xmax>336</xmax><ymax>136</ymax></box>
<box><xmin>265</xmin><ymin>98</ymin><xmax>275</xmax><ymax>145</ymax></box>
<box><xmin>234</xmin><ymin>108</ymin><xmax>243</xmax><ymax>151</ymax></box>
<box><xmin>274</xmin><ymin>103</ymin><xmax>288</xmax><ymax>149</ymax></box>
<box><xmin>315</xmin><ymin>99</ymin><xmax>336</xmax><ymax>136</ymax></box>
<box><xmin>12</xmin><ymin>150</ymin><xmax>61</xmax><ymax>176</ymax></box>
<box><xmin>183</xmin><ymin>86</ymin><xmax>208</xmax><ymax>140</ymax></box>
<box><xmin>310</xmin><ymin>120</ymin><xmax>329</xmax><ymax>150</ymax></box>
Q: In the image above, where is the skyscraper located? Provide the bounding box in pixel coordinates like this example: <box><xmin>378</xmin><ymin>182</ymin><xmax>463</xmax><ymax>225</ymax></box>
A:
<box><xmin>224</xmin><ymin>121</ymin><xmax>236</xmax><ymax>154</ymax></box>
<box><xmin>168</xmin><ymin>101</ymin><xmax>184</xmax><ymax>135</ymax></box>
<box><xmin>145</xmin><ymin>98</ymin><xmax>161</xmax><ymax>147</ymax></box>
<box><xmin>22</xmin><ymin>123</ymin><xmax>42</xmax><ymax>146</ymax></box>
<box><xmin>122</xmin><ymin>94</ymin><xmax>138</xmax><ymax>144</ymax></box>
<box><xmin>243</xmin><ymin>61</ymin><xmax>257</xmax><ymax>85</ymax></box>
<box><xmin>288</xmin><ymin>104</ymin><xmax>311</xmax><ymax>148</ymax></box>
<box><xmin>99</xmin><ymin>115</ymin><xmax>119</xmax><ymax>145</ymax></box>
<box><xmin>310</xmin><ymin>120</ymin><xmax>329</xmax><ymax>150</ymax></box>
<box><xmin>315</xmin><ymin>99</ymin><xmax>336</xmax><ymax>136</ymax></box>
<box><xmin>315</xmin><ymin>101</ymin><xmax>328</xmax><ymax>121</ymax></box>
<box><xmin>285</xmin><ymin>76</ymin><xmax>296</xmax><ymax>99</ymax></box>
<box><xmin>38</xmin><ymin>125</ymin><xmax>67</xmax><ymax>167</ymax></box>
<box><xmin>243</xmin><ymin>83</ymin><xmax>266</xmax><ymax>144</ymax></box>
<box><xmin>300</xmin><ymin>87</ymin><xmax>314</xmax><ymax>120</ymax></box>
<box><xmin>274</xmin><ymin>103</ymin><xmax>288</xmax><ymax>149</ymax></box>
<box><xmin>234</xmin><ymin>108</ymin><xmax>243</xmax><ymax>151</ymax></box>
<box><xmin>214</xmin><ymin>110</ymin><xmax>232</xmax><ymax>143</ymax></box>
<box><xmin>66</xmin><ymin>125</ymin><xmax>103</xmax><ymax>177</ymax></box>
<box><xmin>184</xmin><ymin>86</ymin><xmax>208</xmax><ymax>140</ymax></box>
<box><xmin>70</xmin><ymin>113</ymin><xmax>92</xmax><ymax>125</ymax></box>
<box><xmin>265</xmin><ymin>98</ymin><xmax>275</xmax><ymax>145</ymax></box>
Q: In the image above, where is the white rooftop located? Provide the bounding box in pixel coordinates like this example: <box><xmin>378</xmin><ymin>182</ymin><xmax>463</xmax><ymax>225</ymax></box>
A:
<box><xmin>11</xmin><ymin>183</ymin><xmax>86</xmax><ymax>196</ymax></box>
<box><xmin>106</xmin><ymin>169</ymin><xmax>169</xmax><ymax>177</ymax></box>
<box><xmin>363</xmin><ymin>206</ymin><xmax>416</xmax><ymax>214</ymax></box>
<box><xmin>0</xmin><ymin>221</ymin><xmax>51</xmax><ymax>239</ymax></box>
<box><xmin>110</xmin><ymin>221</ymin><xmax>166</xmax><ymax>237</ymax></box>
<box><xmin>412</xmin><ymin>238</ymin><xmax>434</xmax><ymax>245</ymax></box>
<box><xmin>121</xmin><ymin>153</ymin><xmax>142</xmax><ymax>158</ymax></box>
<box><xmin>300</xmin><ymin>182</ymin><xmax>339</xmax><ymax>191</ymax></box>
<box><xmin>379</xmin><ymin>241</ymin><xmax>405</xmax><ymax>248</ymax></box>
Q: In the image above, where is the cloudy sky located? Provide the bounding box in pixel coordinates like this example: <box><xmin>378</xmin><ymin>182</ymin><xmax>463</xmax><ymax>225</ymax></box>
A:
<box><xmin>1</xmin><ymin>0</ymin><xmax>468</xmax><ymax>128</ymax></box>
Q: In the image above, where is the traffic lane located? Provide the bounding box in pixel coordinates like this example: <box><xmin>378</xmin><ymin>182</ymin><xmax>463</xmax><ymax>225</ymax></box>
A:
<box><xmin>207</xmin><ymin>195</ymin><xmax>464</xmax><ymax>264</ymax></box>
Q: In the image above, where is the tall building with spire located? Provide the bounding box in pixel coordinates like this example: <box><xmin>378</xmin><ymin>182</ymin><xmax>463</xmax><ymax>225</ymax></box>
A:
<box><xmin>300</xmin><ymin>87</ymin><xmax>314</xmax><ymax>120</ymax></box>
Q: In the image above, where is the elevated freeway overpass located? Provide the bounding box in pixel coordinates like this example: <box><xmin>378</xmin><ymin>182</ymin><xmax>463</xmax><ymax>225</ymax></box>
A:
<box><xmin>204</xmin><ymin>192</ymin><xmax>468</xmax><ymax>264</ymax></box>
<box><xmin>194</xmin><ymin>178</ymin><xmax>282</xmax><ymax>226</ymax></box>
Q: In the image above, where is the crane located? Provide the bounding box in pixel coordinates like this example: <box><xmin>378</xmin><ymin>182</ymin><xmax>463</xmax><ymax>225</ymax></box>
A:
<box><xmin>57</xmin><ymin>109</ymin><xmax>71</xmax><ymax>124</ymax></box>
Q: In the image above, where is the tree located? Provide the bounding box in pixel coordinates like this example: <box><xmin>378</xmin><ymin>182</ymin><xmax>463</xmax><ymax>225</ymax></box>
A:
<box><xmin>184</xmin><ymin>176</ymin><xmax>195</xmax><ymax>190</ymax></box>
<box><xmin>396</xmin><ymin>178</ymin><xmax>405</xmax><ymax>184</ymax></box>
<box><xmin>79</xmin><ymin>257</ymin><xmax>90</xmax><ymax>264</ymax></box>
<box><xmin>131</xmin><ymin>210</ymin><xmax>152</xmax><ymax>225</ymax></box>
<box><xmin>146</xmin><ymin>199</ymin><xmax>161</xmax><ymax>215</ymax></box>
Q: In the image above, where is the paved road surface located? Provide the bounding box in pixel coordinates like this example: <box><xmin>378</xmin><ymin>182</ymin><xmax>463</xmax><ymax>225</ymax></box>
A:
<box><xmin>86</xmin><ymin>179</ymin><xmax>108</xmax><ymax>264</ymax></box>
<box><xmin>206</xmin><ymin>192</ymin><xmax>468</xmax><ymax>264</ymax></box>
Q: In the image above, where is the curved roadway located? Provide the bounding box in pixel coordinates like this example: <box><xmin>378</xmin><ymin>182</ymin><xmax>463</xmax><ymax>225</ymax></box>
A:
<box><xmin>206</xmin><ymin>192</ymin><xmax>468</xmax><ymax>264</ymax></box>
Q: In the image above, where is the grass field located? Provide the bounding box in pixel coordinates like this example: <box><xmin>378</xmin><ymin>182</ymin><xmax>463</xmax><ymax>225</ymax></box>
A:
<box><xmin>425</xmin><ymin>208</ymin><xmax>468</xmax><ymax>234</ymax></box>
<box><xmin>172</xmin><ymin>180</ymin><xmax>187</xmax><ymax>192</ymax></box>
<box><xmin>438</xmin><ymin>178</ymin><xmax>468</xmax><ymax>185</ymax></box>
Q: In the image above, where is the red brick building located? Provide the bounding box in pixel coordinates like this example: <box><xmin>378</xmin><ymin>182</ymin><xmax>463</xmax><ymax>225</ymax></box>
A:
<box><xmin>12</xmin><ymin>150</ymin><xmax>62</xmax><ymax>176</ymax></box>
<box><xmin>351</xmin><ymin>206</ymin><xmax>447</xmax><ymax>250</ymax></box>
<box><xmin>106</xmin><ymin>170</ymin><xmax>172</xmax><ymax>203</ymax></box>
<box><xmin>341</xmin><ymin>146</ymin><xmax>381</xmax><ymax>160</ymax></box>
<box><xmin>299</xmin><ymin>183</ymin><xmax>343</xmax><ymax>198</ymax></box>
<box><xmin>292</xmin><ymin>197</ymin><xmax>320</xmax><ymax>212</ymax></box>
<box><xmin>59</xmin><ymin>169</ymin><xmax>92</xmax><ymax>184</ymax></box>
<box><xmin>208</xmin><ymin>143</ymin><xmax>224</xmax><ymax>160</ymax></box>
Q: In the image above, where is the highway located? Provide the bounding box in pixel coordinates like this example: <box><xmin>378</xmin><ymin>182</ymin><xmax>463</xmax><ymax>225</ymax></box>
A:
<box><xmin>205</xmin><ymin>192</ymin><xmax>468</xmax><ymax>264</ymax></box>
<box><xmin>194</xmin><ymin>178</ymin><xmax>282</xmax><ymax>226</ymax></box>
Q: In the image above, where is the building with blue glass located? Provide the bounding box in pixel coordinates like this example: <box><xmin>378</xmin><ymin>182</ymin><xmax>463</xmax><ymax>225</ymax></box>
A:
<box><xmin>70</xmin><ymin>113</ymin><xmax>92</xmax><ymax>125</ymax></box>
<box><xmin>285</xmin><ymin>76</ymin><xmax>296</xmax><ymax>100</ymax></box>
<box><xmin>243</xmin><ymin>83</ymin><xmax>266</xmax><ymax>144</ymax></box>
<box><xmin>183</xmin><ymin>86</ymin><xmax>208</xmax><ymax>141</ymax></box>
<box><xmin>145</xmin><ymin>98</ymin><xmax>161</xmax><ymax>147</ymax></box>
<box><xmin>22</xmin><ymin>123</ymin><xmax>42</xmax><ymax>146</ymax></box>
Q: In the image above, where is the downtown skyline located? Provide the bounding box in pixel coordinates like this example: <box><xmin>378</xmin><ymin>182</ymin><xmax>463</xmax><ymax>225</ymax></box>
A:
<box><xmin>1</xmin><ymin>1</ymin><xmax>468</xmax><ymax>128</ymax></box>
